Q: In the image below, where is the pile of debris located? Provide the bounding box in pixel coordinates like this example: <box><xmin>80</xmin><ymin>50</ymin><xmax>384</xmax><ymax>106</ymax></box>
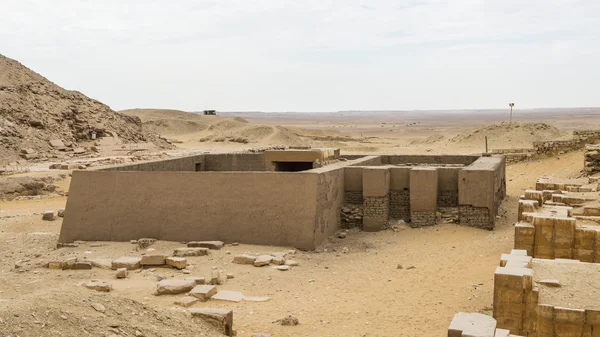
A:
<box><xmin>341</xmin><ymin>206</ymin><xmax>363</xmax><ymax>228</ymax></box>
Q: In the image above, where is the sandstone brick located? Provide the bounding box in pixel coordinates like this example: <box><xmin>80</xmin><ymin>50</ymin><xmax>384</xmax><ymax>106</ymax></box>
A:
<box><xmin>233</xmin><ymin>254</ymin><xmax>257</xmax><ymax>265</ymax></box>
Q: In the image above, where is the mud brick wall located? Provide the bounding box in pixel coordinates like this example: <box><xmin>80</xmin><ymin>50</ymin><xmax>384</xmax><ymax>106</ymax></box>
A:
<box><xmin>584</xmin><ymin>144</ymin><xmax>600</xmax><ymax>175</ymax></box>
<box><xmin>410</xmin><ymin>211</ymin><xmax>436</xmax><ymax>227</ymax></box>
<box><xmin>437</xmin><ymin>190</ymin><xmax>458</xmax><ymax>207</ymax></box>
<box><xmin>389</xmin><ymin>190</ymin><xmax>410</xmax><ymax>222</ymax></box>
<box><xmin>363</xmin><ymin>196</ymin><xmax>389</xmax><ymax>221</ymax></box>
<box><xmin>344</xmin><ymin>191</ymin><xmax>363</xmax><ymax>204</ymax></box>
<box><xmin>459</xmin><ymin>206</ymin><xmax>492</xmax><ymax>230</ymax></box>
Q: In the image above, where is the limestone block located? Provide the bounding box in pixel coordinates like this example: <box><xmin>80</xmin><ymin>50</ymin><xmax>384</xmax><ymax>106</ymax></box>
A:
<box><xmin>209</xmin><ymin>270</ymin><xmax>226</xmax><ymax>285</ymax></box>
<box><xmin>536</xmin><ymin>304</ymin><xmax>555</xmax><ymax>337</ymax></box>
<box><xmin>495</xmin><ymin>329</ymin><xmax>510</xmax><ymax>337</ymax></box>
<box><xmin>173</xmin><ymin>247</ymin><xmax>209</xmax><ymax>257</ymax></box>
<box><xmin>116</xmin><ymin>268</ymin><xmax>127</xmax><ymax>278</ymax></box>
<box><xmin>187</xmin><ymin>241</ymin><xmax>224</xmax><ymax>250</ymax></box>
<box><xmin>533</xmin><ymin>216</ymin><xmax>554</xmax><ymax>247</ymax></box>
<box><xmin>140</xmin><ymin>255</ymin><xmax>166</xmax><ymax>266</ymax></box>
<box><xmin>554</xmin><ymin>307</ymin><xmax>585</xmax><ymax>337</ymax></box>
<box><xmin>586</xmin><ymin>309</ymin><xmax>600</xmax><ymax>326</ymax></box>
<box><xmin>271</xmin><ymin>256</ymin><xmax>285</xmax><ymax>265</ymax></box>
<box><xmin>85</xmin><ymin>281</ymin><xmax>112</xmax><ymax>292</ymax></box>
<box><xmin>447</xmin><ymin>312</ymin><xmax>496</xmax><ymax>337</ymax></box>
<box><xmin>575</xmin><ymin>228</ymin><xmax>596</xmax><ymax>250</ymax></box>
<box><xmin>510</xmin><ymin>249</ymin><xmax>528</xmax><ymax>256</ymax></box>
<box><xmin>534</xmin><ymin>245</ymin><xmax>554</xmax><ymax>259</ymax></box>
<box><xmin>573</xmin><ymin>249</ymin><xmax>594</xmax><ymax>263</ymax></box>
<box><xmin>212</xmin><ymin>290</ymin><xmax>244</xmax><ymax>302</ymax></box>
<box><xmin>362</xmin><ymin>167</ymin><xmax>390</xmax><ymax>197</ymax></box>
<box><xmin>500</xmin><ymin>254</ymin><xmax>532</xmax><ymax>268</ymax></box>
<box><xmin>166</xmin><ymin>257</ymin><xmax>187</xmax><ymax>269</ymax></box>
<box><xmin>70</xmin><ymin>262</ymin><xmax>92</xmax><ymax>270</ymax></box>
<box><xmin>189</xmin><ymin>285</ymin><xmax>217</xmax><ymax>301</ymax></box>
<box><xmin>553</xmin><ymin>217</ymin><xmax>575</xmax><ymax>249</ymax></box>
<box><xmin>42</xmin><ymin>210</ymin><xmax>55</xmax><ymax>221</ymax></box>
<box><xmin>554</xmin><ymin>248</ymin><xmax>572</xmax><ymax>259</ymax></box>
<box><xmin>184</xmin><ymin>277</ymin><xmax>206</xmax><ymax>285</ymax></box>
<box><xmin>253</xmin><ymin>255</ymin><xmax>273</xmax><ymax>267</ymax></box>
<box><xmin>188</xmin><ymin>308</ymin><xmax>233</xmax><ymax>336</ymax></box>
<box><xmin>233</xmin><ymin>254</ymin><xmax>257</xmax><ymax>265</ymax></box>
<box><xmin>175</xmin><ymin>296</ymin><xmax>199</xmax><ymax>307</ymax></box>
<box><xmin>111</xmin><ymin>257</ymin><xmax>141</xmax><ymax>270</ymax></box>
<box><xmin>156</xmin><ymin>279</ymin><xmax>196</xmax><ymax>295</ymax></box>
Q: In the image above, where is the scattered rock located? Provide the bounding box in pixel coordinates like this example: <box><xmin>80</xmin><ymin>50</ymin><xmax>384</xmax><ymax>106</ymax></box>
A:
<box><xmin>130</xmin><ymin>240</ymin><xmax>138</xmax><ymax>244</ymax></box>
<box><xmin>189</xmin><ymin>308</ymin><xmax>233</xmax><ymax>337</ymax></box>
<box><xmin>140</xmin><ymin>255</ymin><xmax>166</xmax><ymax>266</ymax></box>
<box><xmin>337</xmin><ymin>232</ymin><xmax>347</xmax><ymax>239</ymax></box>
<box><xmin>175</xmin><ymin>296</ymin><xmax>199</xmax><ymax>307</ymax></box>
<box><xmin>91</xmin><ymin>302</ymin><xmax>106</xmax><ymax>313</ymax></box>
<box><xmin>88</xmin><ymin>258</ymin><xmax>112</xmax><ymax>270</ymax></box>
<box><xmin>253</xmin><ymin>255</ymin><xmax>273</xmax><ymax>267</ymax></box>
<box><xmin>187</xmin><ymin>241</ymin><xmax>224</xmax><ymax>250</ymax></box>
<box><xmin>189</xmin><ymin>285</ymin><xmax>218</xmax><ymax>301</ymax></box>
<box><xmin>116</xmin><ymin>268</ymin><xmax>128</xmax><ymax>279</ymax></box>
<box><xmin>173</xmin><ymin>247</ymin><xmax>209</xmax><ymax>257</ymax></box>
<box><xmin>271</xmin><ymin>256</ymin><xmax>285</xmax><ymax>265</ymax></box>
<box><xmin>406</xmin><ymin>266</ymin><xmax>416</xmax><ymax>270</ymax></box>
<box><xmin>111</xmin><ymin>257</ymin><xmax>142</xmax><ymax>270</ymax></box>
<box><xmin>244</xmin><ymin>296</ymin><xmax>270</xmax><ymax>302</ymax></box>
<box><xmin>210</xmin><ymin>270</ymin><xmax>227</xmax><ymax>285</ymax></box>
<box><xmin>49</xmin><ymin>139</ymin><xmax>65</xmax><ymax>148</ymax></box>
<box><xmin>397</xmin><ymin>264</ymin><xmax>403</xmax><ymax>269</ymax></box>
<box><xmin>185</xmin><ymin>276</ymin><xmax>206</xmax><ymax>285</ymax></box>
<box><xmin>276</xmin><ymin>265</ymin><xmax>291</xmax><ymax>271</ymax></box>
<box><xmin>277</xmin><ymin>315</ymin><xmax>299</xmax><ymax>326</ymax></box>
<box><xmin>212</xmin><ymin>290</ymin><xmax>244</xmax><ymax>303</ymax></box>
<box><xmin>42</xmin><ymin>210</ymin><xmax>55</xmax><ymax>221</ymax></box>
<box><xmin>137</xmin><ymin>238</ymin><xmax>156</xmax><ymax>249</ymax></box>
<box><xmin>85</xmin><ymin>281</ymin><xmax>112</xmax><ymax>292</ymax></box>
<box><xmin>70</xmin><ymin>262</ymin><xmax>92</xmax><ymax>270</ymax></box>
<box><xmin>285</xmin><ymin>260</ymin><xmax>299</xmax><ymax>267</ymax></box>
<box><xmin>166</xmin><ymin>257</ymin><xmax>187</xmax><ymax>270</ymax></box>
<box><xmin>226</xmin><ymin>273</ymin><xmax>234</xmax><ymax>279</ymax></box>
<box><xmin>155</xmin><ymin>279</ymin><xmax>196</xmax><ymax>295</ymax></box>
<box><xmin>233</xmin><ymin>254</ymin><xmax>257</xmax><ymax>265</ymax></box>
<box><xmin>57</xmin><ymin>209</ymin><xmax>65</xmax><ymax>217</ymax></box>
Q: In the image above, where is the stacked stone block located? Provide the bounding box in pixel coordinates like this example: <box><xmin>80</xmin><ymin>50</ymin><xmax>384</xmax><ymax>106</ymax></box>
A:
<box><xmin>584</xmin><ymin>144</ymin><xmax>600</xmax><ymax>175</ymax></box>
<box><xmin>493</xmin><ymin>250</ymin><xmax>600</xmax><ymax>336</ymax></box>
<box><xmin>340</xmin><ymin>206</ymin><xmax>362</xmax><ymax>228</ymax></box>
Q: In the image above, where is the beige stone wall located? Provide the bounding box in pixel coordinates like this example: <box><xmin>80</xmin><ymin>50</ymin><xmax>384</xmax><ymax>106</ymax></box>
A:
<box><xmin>100</xmin><ymin>155</ymin><xmax>206</xmax><ymax>172</ymax></box>
<box><xmin>60</xmin><ymin>170</ymin><xmax>323</xmax><ymax>249</ymax></box>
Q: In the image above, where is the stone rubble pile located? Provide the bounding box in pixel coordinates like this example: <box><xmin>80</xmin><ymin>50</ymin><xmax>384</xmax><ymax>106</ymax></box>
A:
<box><xmin>341</xmin><ymin>206</ymin><xmax>363</xmax><ymax>228</ymax></box>
<box><xmin>584</xmin><ymin>144</ymin><xmax>600</xmax><ymax>175</ymax></box>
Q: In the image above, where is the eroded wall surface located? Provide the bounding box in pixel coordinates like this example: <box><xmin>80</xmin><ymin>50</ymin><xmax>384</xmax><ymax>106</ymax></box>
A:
<box><xmin>60</xmin><ymin>170</ymin><xmax>321</xmax><ymax>249</ymax></box>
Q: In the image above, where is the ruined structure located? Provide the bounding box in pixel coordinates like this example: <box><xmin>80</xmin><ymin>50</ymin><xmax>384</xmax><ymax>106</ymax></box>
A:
<box><xmin>493</xmin><ymin>249</ymin><xmax>600</xmax><ymax>337</ymax></box>
<box><xmin>58</xmin><ymin>150</ymin><xmax>505</xmax><ymax>249</ymax></box>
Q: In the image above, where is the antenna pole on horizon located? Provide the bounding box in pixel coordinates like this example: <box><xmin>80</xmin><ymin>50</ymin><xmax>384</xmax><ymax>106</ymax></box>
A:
<box><xmin>509</xmin><ymin>103</ymin><xmax>515</xmax><ymax>123</ymax></box>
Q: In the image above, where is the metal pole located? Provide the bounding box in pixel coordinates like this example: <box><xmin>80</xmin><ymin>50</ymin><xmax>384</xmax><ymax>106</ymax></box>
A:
<box><xmin>510</xmin><ymin>106</ymin><xmax>513</xmax><ymax>123</ymax></box>
<box><xmin>485</xmin><ymin>136</ymin><xmax>488</xmax><ymax>153</ymax></box>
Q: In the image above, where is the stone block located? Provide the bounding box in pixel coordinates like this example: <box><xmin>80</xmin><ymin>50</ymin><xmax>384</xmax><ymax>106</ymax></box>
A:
<box><xmin>57</xmin><ymin>209</ymin><xmax>65</xmax><ymax>217</ymax></box>
<box><xmin>188</xmin><ymin>308</ymin><xmax>233</xmax><ymax>337</ymax></box>
<box><xmin>173</xmin><ymin>247</ymin><xmax>209</xmax><ymax>257</ymax></box>
<box><xmin>70</xmin><ymin>262</ymin><xmax>92</xmax><ymax>270</ymax></box>
<box><xmin>42</xmin><ymin>210</ymin><xmax>55</xmax><ymax>221</ymax></box>
<box><xmin>140</xmin><ymin>255</ymin><xmax>166</xmax><ymax>266</ymax></box>
<box><xmin>116</xmin><ymin>268</ymin><xmax>127</xmax><ymax>278</ymax></box>
<box><xmin>166</xmin><ymin>257</ymin><xmax>187</xmax><ymax>269</ymax></box>
<box><xmin>285</xmin><ymin>260</ymin><xmax>299</xmax><ymax>267</ymax></box>
<box><xmin>111</xmin><ymin>257</ymin><xmax>141</xmax><ymax>270</ymax></box>
<box><xmin>185</xmin><ymin>277</ymin><xmax>206</xmax><ymax>285</ymax></box>
<box><xmin>233</xmin><ymin>254</ymin><xmax>257</xmax><ymax>264</ymax></box>
<box><xmin>271</xmin><ymin>256</ymin><xmax>285</xmax><ymax>265</ymax></box>
<box><xmin>253</xmin><ymin>255</ymin><xmax>273</xmax><ymax>267</ymax></box>
<box><xmin>49</xmin><ymin>139</ymin><xmax>65</xmax><ymax>148</ymax></box>
<box><xmin>575</xmin><ymin>228</ymin><xmax>596</xmax><ymax>250</ymax></box>
<box><xmin>189</xmin><ymin>285</ymin><xmax>217</xmax><ymax>301</ymax></box>
<box><xmin>212</xmin><ymin>290</ymin><xmax>244</xmax><ymax>302</ymax></box>
<box><xmin>362</xmin><ymin>167</ymin><xmax>390</xmax><ymax>197</ymax></box>
<box><xmin>175</xmin><ymin>296</ymin><xmax>199</xmax><ymax>307</ymax></box>
<box><xmin>210</xmin><ymin>270</ymin><xmax>226</xmax><ymax>285</ymax></box>
<box><xmin>85</xmin><ymin>281</ymin><xmax>112</xmax><ymax>292</ymax></box>
<box><xmin>187</xmin><ymin>241</ymin><xmax>224</xmax><ymax>250</ymax></box>
<box><xmin>447</xmin><ymin>312</ymin><xmax>496</xmax><ymax>337</ymax></box>
<box><xmin>156</xmin><ymin>279</ymin><xmax>196</xmax><ymax>295</ymax></box>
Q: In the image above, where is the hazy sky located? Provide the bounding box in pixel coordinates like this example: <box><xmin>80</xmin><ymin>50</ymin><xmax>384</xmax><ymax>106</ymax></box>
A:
<box><xmin>2</xmin><ymin>0</ymin><xmax>600</xmax><ymax>112</ymax></box>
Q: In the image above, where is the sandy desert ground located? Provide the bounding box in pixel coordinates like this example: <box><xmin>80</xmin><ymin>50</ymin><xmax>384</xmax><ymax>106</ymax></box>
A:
<box><xmin>1</xmin><ymin>107</ymin><xmax>596</xmax><ymax>336</ymax></box>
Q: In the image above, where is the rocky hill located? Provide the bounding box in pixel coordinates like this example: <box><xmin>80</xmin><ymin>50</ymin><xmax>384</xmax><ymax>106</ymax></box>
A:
<box><xmin>0</xmin><ymin>54</ymin><xmax>171</xmax><ymax>165</ymax></box>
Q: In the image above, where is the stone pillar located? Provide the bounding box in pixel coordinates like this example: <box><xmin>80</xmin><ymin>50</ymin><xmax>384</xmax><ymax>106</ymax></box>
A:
<box><xmin>362</xmin><ymin>167</ymin><xmax>390</xmax><ymax>232</ymax></box>
<box><xmin>409</xmin><ymin>167</ymin><xmax>438</xmax><ymax>227</ymax></box>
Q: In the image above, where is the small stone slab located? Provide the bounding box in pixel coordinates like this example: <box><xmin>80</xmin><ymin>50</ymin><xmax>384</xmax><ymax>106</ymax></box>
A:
<box><xmin>156</xmin><ymin>279</ymin><xmax>196</xmax><ymax>295</ymax></box>
<box><xmin>85</xmin><ymin>281</ymin><xmax>112</xmax><ymax>292</ymax></box>
<box><xmin>448</xmin><ymin>312</ymin><xmax>496</xmax><ymax>337</ymax></box>
<box><xmin>244</xmin><ymin>296</ymin><xmax>270</xmax><ymax>302</ymax></box>
<box><xmin>185</xmin><ymin>277</ymin><xmax>206</xmax><ymax>285</ymax></box>
<box><xmin>166</xmin><ymin>257</ymin><xmax>187</xmax><ymax>269</ymax></box>
<box><xmin>42</xmin><ymin>210</ymin><xmax>55</xmax><ymax>221</ymax></box>
<box><xmin>253</xmin><ymin>255</ymin><xmax>273</xmax><ymax>267</ymax></box>
<box><xmin>189</xmin><ymin>308</ymin><xmax>233</xmax><ymax>337</ymax></box>
<box><xmin>538</xmin><ymin>279</ymin><xmax>561</xmax><ymax>287</ymax></box>
<box><xmin>111</xmin><ymin>257</ymin><xmax>141</xmax><ymax>270</ymax></box>
<box><xmin>276</xmin><ymin>265</ymin><xmax>290</xmax><ymax>271</ymax></box>
<box><xmin>189</xmin><ymin>285</ymin><xmax>217</xmax><ymax>301</ymax></box>
<box><xmin>212</xmin><ymin>290</ymin><xmax>244</xmax><ymax>302</ymax></box>
<box><xmin>73</xmin><ymin>147</ymin><xmax>86</xmax><ymax>154</ymax></box>
<box><xmin>49</xmin><ymin>139</ymin><xmax>65</xmax><ymax>148</ymax></box>
<box><xmin>116</xmin><ymin>268</ymin><xmax>128</xmax><ymax>279</ymax></box>
<box><xmin>271</xmin><ymin>256</ymin><xmax>285</xmax><ymax>265</ymax></box>
<box><xmin>233</xmin><ymin>254</ymin><xmax>257</xmax><ymax>265</ymax></box>
<box><xmin>187</xmin><ymin>241</ymin><xmax>224</xmax><ymax>250</ymax></box>
<box><xmin>173</xmin><ymin>247</ymin><xmax>209</xmax><ymax>257</ymax></box>
<box><xmin>140</xmin><ymin>255</ymin><xmax>166</xmax><ymax>266</ymax></box>
<box><xmin>175</xmin><ymin>296</ymin><xmax>199</xmax><ymax>307</ymax></box>
<box><xmin>251</xmin><ymin>334</ymin><xmax>272</xmax><ymax>337</ymax></box>
<box><xmin>285</xmin><ymin>260</ymin><xmax>299</xmax><ymax>267</ymax></box>
<box><xmin>57</xmin><ymin>209</ymin><xmax>65</xmax><ymax>217</ymax></box>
